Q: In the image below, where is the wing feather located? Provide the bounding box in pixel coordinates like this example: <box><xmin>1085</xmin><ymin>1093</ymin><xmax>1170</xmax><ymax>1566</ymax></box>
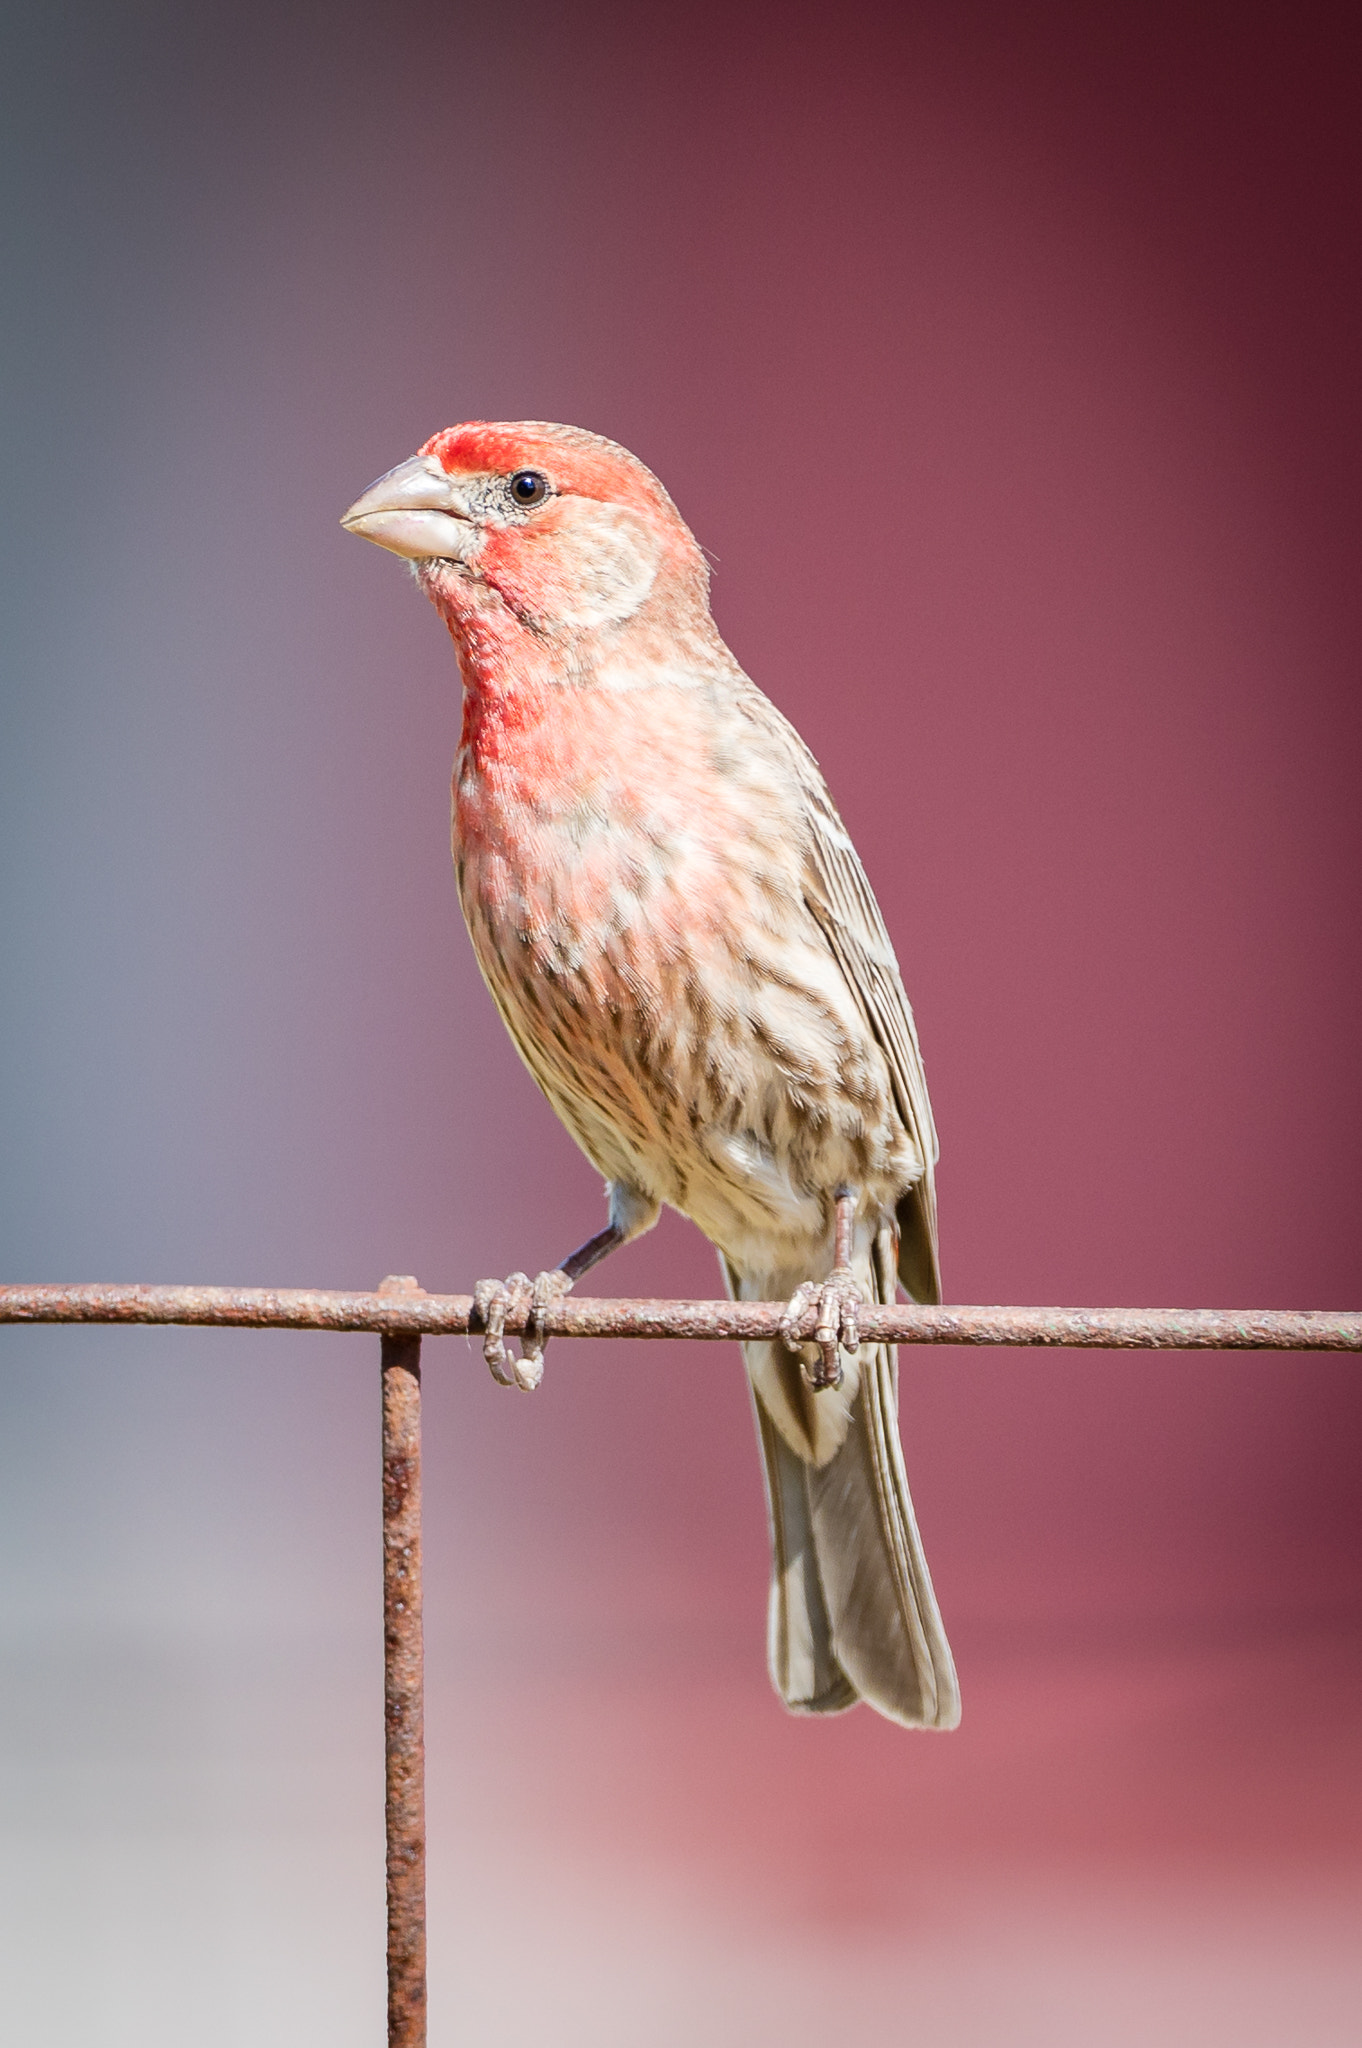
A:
<box><xmin>738</xmin><ymin>690</ymin><xmax>942</xmax><ymax>1302</ymax></box>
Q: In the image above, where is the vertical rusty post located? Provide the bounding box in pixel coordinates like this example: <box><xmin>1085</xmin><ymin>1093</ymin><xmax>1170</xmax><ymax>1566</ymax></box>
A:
<box><xmin>378</xmin><ymin>1276</ymin><xmax>427</xmax><ymax>2048</ymax></box>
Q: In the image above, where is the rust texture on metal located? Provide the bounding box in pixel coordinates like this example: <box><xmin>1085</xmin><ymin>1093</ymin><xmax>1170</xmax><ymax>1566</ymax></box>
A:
<box><xmin>378</xmin><ymin>1276</ymin><xmax>427</xmax><ymax>2048</ymax></box>
<box><xmin>1</xmin><ymin>1281</ymin><xmax>1359</xmax><ymax>1351</ymax></box>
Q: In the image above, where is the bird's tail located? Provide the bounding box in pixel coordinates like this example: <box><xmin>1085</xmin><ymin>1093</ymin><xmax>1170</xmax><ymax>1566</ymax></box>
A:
<box><xmin>730</xmin><ymin>1238</ymin><xmax>960</xmax><ymax>1730</ymax></box>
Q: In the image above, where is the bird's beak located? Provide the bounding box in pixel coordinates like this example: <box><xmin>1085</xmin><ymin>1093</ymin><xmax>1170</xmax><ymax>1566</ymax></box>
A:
<box><xmin>341</xmin><ymin>454</ymin><xmax>474</xmax><ymax>561</ymax></box>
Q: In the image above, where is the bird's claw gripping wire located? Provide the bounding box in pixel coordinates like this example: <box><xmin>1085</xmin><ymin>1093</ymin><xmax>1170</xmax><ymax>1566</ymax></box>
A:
<box><xmin>780</xmin><ymin>1277</ymin><xmax>863</xmax><ymax>1389</ymax></box>
<box><xmin>780</xmin><ymin>1189</ymin><xmax>864</xmax><ymax>1391</ymax></box>
<box><xmin>473</xmin><ymin>1269</ymin><xmax>574</xmax><ymax>1391</ymax></box>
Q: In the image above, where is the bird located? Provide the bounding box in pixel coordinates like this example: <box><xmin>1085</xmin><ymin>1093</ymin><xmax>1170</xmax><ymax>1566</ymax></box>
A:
<box><xmin>342</xmin><ymin>422</ymin><xmax>959</xmax><ymax>1730</ymax></box>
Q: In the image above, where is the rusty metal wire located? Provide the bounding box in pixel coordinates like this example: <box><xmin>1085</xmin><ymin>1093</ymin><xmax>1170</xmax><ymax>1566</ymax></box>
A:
<box><xmin>378</xmin><ymin>1279</ymin><xmax>426</xmax><ymax>2048</ymax></box>
<box><xmin>1</xmin><ymin>1281</ymin><xmax>1358</xmax><ymax>1349</ymax></box>
<box><xmin>4</xmin><ymin>1273</ymin><xmax>1358</xmax><ymax>2048</ymax></box>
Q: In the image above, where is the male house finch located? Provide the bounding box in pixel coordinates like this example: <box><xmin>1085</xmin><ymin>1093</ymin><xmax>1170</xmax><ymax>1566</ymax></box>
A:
<box><xmin>343</xmin><ymin>423</ymin><xmax>959</xmax><ymax>1730</ymax></box>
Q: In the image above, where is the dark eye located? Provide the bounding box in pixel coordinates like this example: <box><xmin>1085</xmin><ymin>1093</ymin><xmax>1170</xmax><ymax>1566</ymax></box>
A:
<box><xmin>510</xmin><ymin>469</ymin><xmax>550</xmax><ymax>507</ymax></box>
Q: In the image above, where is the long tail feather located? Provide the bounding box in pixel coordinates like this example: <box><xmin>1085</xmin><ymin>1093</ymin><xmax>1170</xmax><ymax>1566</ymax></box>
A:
<box><xmin>731</xmin><ymin>1242</ymin><xmax>959</xmax><ymax>1729</ymax></box>
<box><xmin>805</xmin><ymin>1339</ymin><xmax>959</xmax><ymax>1727</ymax></box>
<box><xmin>751</xmin><ymin>1391</ymin><xmax>858</xmax><ymax>1713</ymax></box>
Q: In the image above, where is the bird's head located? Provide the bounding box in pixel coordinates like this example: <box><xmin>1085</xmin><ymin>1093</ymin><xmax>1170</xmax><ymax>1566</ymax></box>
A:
<box><xmin>342</xmin><ymin>421</ymin><xmax>708</xmax><ymax>642</ymax></box>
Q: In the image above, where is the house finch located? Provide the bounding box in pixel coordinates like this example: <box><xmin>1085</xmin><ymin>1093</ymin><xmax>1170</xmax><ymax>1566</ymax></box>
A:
<box><xmin>343</xmin><ymin>423</ymin><xmax>959</xmax><ymax>1730</ymax></box>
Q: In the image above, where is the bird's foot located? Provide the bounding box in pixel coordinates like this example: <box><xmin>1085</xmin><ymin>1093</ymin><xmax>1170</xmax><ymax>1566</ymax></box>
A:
<box><xmin>780</xmin><ymin>1268</ymin><xmax>863</xmax><ymax>1391</ymax></box>
<box><xmin>473</xmin><ymin>1268</ymin><xmax>574</xmax><ymax>1391</ymax></box>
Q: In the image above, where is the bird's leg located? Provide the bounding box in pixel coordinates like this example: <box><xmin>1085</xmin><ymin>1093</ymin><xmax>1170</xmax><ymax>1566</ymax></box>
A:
<box><xmin>473</xmin><ymin>1222</ymin><xmax>627</xmax><ymax>1392</ymax></box>
<box><xmin>780</xmin><ymin>1187</ymin><xmax>864</xmax><ymax>1391</ymax></box>
<box><xmin>559</xmin><ymin>1222</ymin><xmax>627</xmax><ymax>1285</ymax></box>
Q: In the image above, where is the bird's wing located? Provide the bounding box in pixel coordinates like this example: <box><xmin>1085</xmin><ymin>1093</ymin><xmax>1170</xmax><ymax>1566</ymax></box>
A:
<box><xmin>742</xmin><ymin>691</ymin><xmax>942</xmax><ymax>1302</ymax></box>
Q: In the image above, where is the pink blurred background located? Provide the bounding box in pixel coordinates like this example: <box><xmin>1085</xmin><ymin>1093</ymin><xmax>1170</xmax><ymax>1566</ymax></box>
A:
<box><xmin>0</xmin><ymin>4</ymin><xmax>1358</xmax><ymax>2041</ymax></box>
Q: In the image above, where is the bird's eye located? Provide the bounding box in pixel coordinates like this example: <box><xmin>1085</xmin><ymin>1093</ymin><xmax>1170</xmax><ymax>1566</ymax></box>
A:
<box><xmin>509</xmin><ymin>469</ymin><xmax>550</xmax><ymax>507</ymax></box>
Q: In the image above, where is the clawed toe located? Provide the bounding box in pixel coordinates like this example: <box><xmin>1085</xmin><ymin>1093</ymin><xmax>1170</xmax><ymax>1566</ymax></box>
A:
<box><xmin>473</xmin><ymin>1269</ymin><xmax>574</xmax><ymax>1391</ymax></box>
<box><xmin>473</xmin><ymin>1272</ymin><xmax>530</xmax><ymax>1387</ymax></box>
<box><xmin>779</xmin><ymin>1282</ymin><xmax>821</xmax><ymax>1365</ymax></box>
<box><xmin>780</xmin><ymin>1269</ymin><xmax>863</xmax><ymax>1391</ymax></box>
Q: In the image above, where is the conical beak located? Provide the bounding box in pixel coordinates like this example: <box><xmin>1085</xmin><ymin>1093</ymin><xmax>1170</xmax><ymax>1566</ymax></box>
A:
<box><xmin>341</xmin><ymin>454</ymin><xmax>473</xmax><ymax>561</ymax></box>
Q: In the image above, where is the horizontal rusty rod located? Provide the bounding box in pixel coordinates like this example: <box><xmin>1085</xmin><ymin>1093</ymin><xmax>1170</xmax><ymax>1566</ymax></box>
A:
<box><xmin>0</xmin><ymin>1283</ymin><xmax>1358</xmax><ymax>1350</ymax></box>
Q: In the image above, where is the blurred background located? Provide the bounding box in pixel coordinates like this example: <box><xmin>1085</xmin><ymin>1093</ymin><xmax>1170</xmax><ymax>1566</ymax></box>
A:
<box><xmin>1</xmin><ymin>2</ymin><xmax>1359</xmax><ymax>2041</ymax></box>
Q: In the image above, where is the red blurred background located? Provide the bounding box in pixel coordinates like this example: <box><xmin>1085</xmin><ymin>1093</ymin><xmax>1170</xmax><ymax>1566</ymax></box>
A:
<box><xmin>0</xmin><ymin>4</ymin><xmax>1358</xmax><ymax>2041</ymax></box>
